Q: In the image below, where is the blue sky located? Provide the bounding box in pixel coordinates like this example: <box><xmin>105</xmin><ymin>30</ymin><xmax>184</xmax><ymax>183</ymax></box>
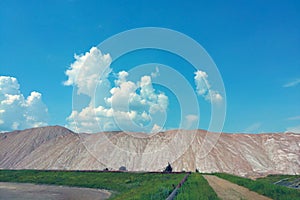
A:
<box><xmin>0</xmin><ymin>0</ymin><xmax>299</xmax><ymax>133</ymax></box>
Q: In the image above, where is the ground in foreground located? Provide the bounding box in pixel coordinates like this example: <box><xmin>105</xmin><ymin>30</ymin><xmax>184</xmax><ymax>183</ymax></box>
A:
<box><xmin>0</xmin><ymin>170</ymin><xmax>299</xmax><ymax>200</ymax></box>
<box><xmin>0</xmin><ymin>182</ymin><xmax>111</xmax><ymax>200</ymax></box>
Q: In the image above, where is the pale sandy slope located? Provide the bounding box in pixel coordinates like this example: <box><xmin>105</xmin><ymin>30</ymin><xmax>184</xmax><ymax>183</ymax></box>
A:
<box><xmin>203</xmin><ymin>175</ymin><xmax>271</xmax><ymax>200</ymax></box>
<box><xmin>0</xmin><ymin>126</ymin><xmax>299</xmax><ymax>177</ymax></box>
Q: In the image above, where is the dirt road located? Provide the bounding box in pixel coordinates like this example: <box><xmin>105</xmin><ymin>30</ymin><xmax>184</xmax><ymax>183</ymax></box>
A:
<box><xmin>203</xmin><ymin>175</ymin><xmax>272</xmax><ymax>200</ymax></box>
<box><xmin>0</xmin><ymin>182</ymin><xmax>111</xmax><ymax>200</ymax></box>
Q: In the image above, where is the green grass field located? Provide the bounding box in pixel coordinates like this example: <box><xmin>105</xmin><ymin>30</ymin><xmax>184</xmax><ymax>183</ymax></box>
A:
<box><xmin>0</xmin><ymin>170</ymin><xmax>185</xmax><ymax>200</ymax></box>
<box><xmin>256</xmin><ymin>174</ymin><xmax>300</xmax><ymax>185</ymax></box>
<box><xmin>175</xmin><ymin>173</ymin><xmax>219</xmax><ymax>200</ymax></box>
<box><xmin>214</xmin><ymin>173</ymin><xmax>300</xmax><ymax>200</ymax></box>
<box><xmin>1</xmin><ymin>170</ymin><xmax>299</xmax><ymax>200</ymax></box>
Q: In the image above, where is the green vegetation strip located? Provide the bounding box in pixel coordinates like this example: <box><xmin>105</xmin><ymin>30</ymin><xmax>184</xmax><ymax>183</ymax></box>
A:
<box><xmin>214</xmin><ymin>173</ymin><xmax>300</xmax><ymax>200</ymax></box>
<box><xmin>175</xmin><ymin>173</ymin><xmax>220</xmax><ymax>200</ymax></box>
<box><xmin>256</xmin><ymin>174</ymin><xmax>300</xmax><ymax>186</ymax></box>
<box><xmin>0</xmin><ymin>170</ymin><xmax>185</xmax><ymax>200</ymax></box>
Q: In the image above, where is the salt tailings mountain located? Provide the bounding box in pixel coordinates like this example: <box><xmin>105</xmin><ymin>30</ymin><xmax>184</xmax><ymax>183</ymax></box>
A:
<box><xmin>0</xmin><ymin>126</ymin><xmax>299</xmax><ymax>177</ymax></box>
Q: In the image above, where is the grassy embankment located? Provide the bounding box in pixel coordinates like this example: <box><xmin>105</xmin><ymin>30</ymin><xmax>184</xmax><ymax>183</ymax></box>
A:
<box><xmin>214</xmin><ymin>173</ymin><xmax>300</xmax><ymax>200</ymax></box>
<box><xmin>1</xmin><ymin>170</ymin><xmax>298</xmax><ymax>200</ymax></box>
<box><xmin>175</xmin><ymin>173</ymin><xmax>220</xmax><ymax>200</ymax></box>
<box><xmin>0</xmin><ymin>170</ymin><xmax>185</xmax><ymax>200</ymax></box>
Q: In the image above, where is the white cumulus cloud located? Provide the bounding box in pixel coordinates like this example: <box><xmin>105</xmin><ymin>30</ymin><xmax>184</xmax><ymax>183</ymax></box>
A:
<box><xmin>0</xmin><ymin>76</ymin><xmax>48</xmax><ymax>131</ymax></box>
<box><xmin>151</xmin><ymin>66</ymin><xmax>160</xmax><ymax>78</ymax></box>
<box><xmin>287</xmin><ymin>116</ymin><xmax>300</xmax><ymax>121</ymax></box>
<box><xmin>65</xmin><ymin>47</ymin><xmax>168</xmax><ymax>133</ymax></box>
<box><xmin>286</xmin><ymin>125</ymin><xmax>300</xmax><ymax>133</ymax></box>
<box><xmin>194</xmin><ymin>70</ymin><xmax>223</xmax><ymax>103</ymax></box>
<box><xmin>183</xmin><ymin>114</ymin><xmax>199</xmax><ymax>130</ymax></box>
<box><xmin>64</xmin><ymin>47</ymin><xmax>112</xmax><ymax>97</ymax></box>
<box><xmin>283</xmin><ymin>79</ymin><xmax>300</xmax><ymax>88</ymax></box>
<box><xmin>243</xmin><ymin>122</ymin><xmax>262</xmax><ymax>133</ymax></box>
<box><xmin>151</xmin><ymin>124</ymin><xmax>163</xmax><ymax>133</ymax></box>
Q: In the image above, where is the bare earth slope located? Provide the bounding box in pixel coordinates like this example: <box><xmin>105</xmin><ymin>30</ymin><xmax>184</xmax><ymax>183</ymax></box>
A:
<box><xmin>0</xmin><ymin>126</ymin><xmax>299</xmax><ymax>177</ymax></box>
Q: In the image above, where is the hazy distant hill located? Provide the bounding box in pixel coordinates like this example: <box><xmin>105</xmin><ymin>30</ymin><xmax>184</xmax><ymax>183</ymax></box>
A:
<box><xmin>0</xmin><ymin>126</ymin><xmax>299</xmax><ymax>177</ymax></box>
